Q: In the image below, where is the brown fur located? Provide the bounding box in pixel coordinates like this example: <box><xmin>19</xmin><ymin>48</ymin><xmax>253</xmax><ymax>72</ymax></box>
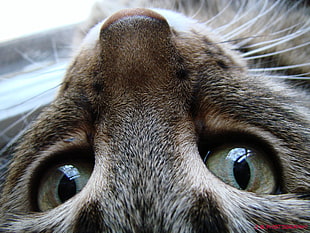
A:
<box><xmin>0</xmin><ymin>0</ymin><xmax>309</xmax><ymax>232</ymax></box>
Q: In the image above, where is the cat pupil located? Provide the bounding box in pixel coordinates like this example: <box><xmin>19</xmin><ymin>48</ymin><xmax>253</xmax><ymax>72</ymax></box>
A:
<box><xmin>58</xmin><ymin>174</ymin><xmax>78</xmax><ymax>203</ymax></box>
<box><xmin>233</xmin><ymin>158</ymin><xmax>250</xmax><ymax>190</ymax></box>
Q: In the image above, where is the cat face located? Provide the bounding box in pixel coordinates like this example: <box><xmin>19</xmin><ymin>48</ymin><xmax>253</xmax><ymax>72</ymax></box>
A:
<box><xmin>1</xmin><ymin>3</ymin><xmax>309</xmax><ymax>233</ymax></box>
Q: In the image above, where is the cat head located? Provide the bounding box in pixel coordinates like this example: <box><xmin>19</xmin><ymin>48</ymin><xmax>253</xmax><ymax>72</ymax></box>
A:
<box><xmin>1</xmin><ymin>3</ymin><xmax>309</xmax><ymax>232</ymax></box>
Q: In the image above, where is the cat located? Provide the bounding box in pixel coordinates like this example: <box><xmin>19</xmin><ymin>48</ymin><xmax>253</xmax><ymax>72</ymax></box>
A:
<box><xmin>0</xmin><ymin>0</ymin><xmax>309</xmax><ymax>232</ymax></box>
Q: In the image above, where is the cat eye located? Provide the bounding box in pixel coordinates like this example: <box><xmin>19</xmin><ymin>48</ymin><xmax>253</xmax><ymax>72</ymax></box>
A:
<box><xmin>36</xmin><ymin>160</ymin><xmax>93</xmax><ymax>211</ymax></box>
<box><xmin>202</xmin><ymin>144</ymin><xmax>277</xmax><ymax>194</ymax></box>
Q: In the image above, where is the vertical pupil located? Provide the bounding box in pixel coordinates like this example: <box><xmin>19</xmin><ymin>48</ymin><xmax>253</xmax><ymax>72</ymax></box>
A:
<box><xmin>233</xmin><ymin>158</ymin><xmax>250</xmax><ymax>189</ymax></box>
<box><xmin>58</xmin><ymin>175</ymin><xmax>77</xmax><ymax>203</ymax></box>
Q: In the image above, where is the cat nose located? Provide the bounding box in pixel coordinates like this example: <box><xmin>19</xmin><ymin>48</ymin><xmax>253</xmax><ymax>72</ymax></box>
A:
<box><xmin>101</xmin><ymin>8</ymin><xmax>167</xmax><ymax>30</ymax></box>
<box><xmin>100</xmin><ymin>8</ymin><xmax>170</xmax><ymax>41</ymax></box>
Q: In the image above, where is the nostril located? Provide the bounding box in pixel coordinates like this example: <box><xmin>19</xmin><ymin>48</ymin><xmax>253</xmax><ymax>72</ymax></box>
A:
<box><xmin>101</xmin><ymin>8</ymin><xmax>167</xmax><ymax>30</ymax></box>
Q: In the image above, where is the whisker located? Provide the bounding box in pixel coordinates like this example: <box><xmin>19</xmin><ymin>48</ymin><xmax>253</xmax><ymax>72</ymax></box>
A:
<box><xmin>222</xmin><ymin>0</ymin><xmax>278</xmax><ymax>40</ymax></box>
<box><xmin>233</xmin><ymin>9</ymin><xmax>298</xmax><ymax>47</ymax></box>
<box><xmin>51</xmin><ymin>38</ymin><xmax>59</xmax><ymax>63</ymax></box>
<box><xmin>237</xmin><ymin>22</ymin><xmax>305</xmax><ymax>49</ymax></box>
<box><xmin>214</xmin><ymin>0</ymin><xmax>248</xmax><ymax>33</ymax></box>
<box><xmin>295</xmin><ymin>72</ymin><xmax>310</xmax><ymax>77</ymax></box>
<box><xmin>249</xmin><ymin>63</ymin><xmax>310</xmax><ymax>72</ymax></box>
<box><xmin>239</xmin><ymin>23</ymin><xmax>303</xmax><ymax>48</ymax></box>
<box><xmin>14</xmin><ymin>48</ymin><xmax>41</xmax><ymax>67</ymax></box>
<box><xmin>0</xmin><ymin>105</ymin><xmax>41</xmax><ymax>137</ymax></box>
<box><xmin>190</xmin><ymin>0</ymin><xmax>206</xmax><ymax>19</ymax></box>
<box><xmin>0</xmin><ymin>125</ymin><xmax>29</xmax><ymax>156</ymax></box>
<box><xmin>0</xmin><ymin>59</ymin><xmax>69</xmax><ymax>82</ymax></box>
<box><xmin>0</xmin><ymin>159</ymin><xmax>10</xmax><ymax>171</ymax></box>
<box><xmin>203</xmin><ymin>0</ymin><xmax>233</xmax><ymax>25</ymax></box>
<box><xmin>209</xmin><ymin>35</ymin><xmax>267</xmax><ymax>46</ymax></box>
<box><xmin>0</xmin><ymin>101</ymin><xmax>46</xmax><ymax>156</ymax></box>
<box><xmin>0</xmin><ymin>83</ymin><xmax>61</xmax><ymax>111</ymax></box>
<box><xmin>244</xmin><ymin>41</ymin><xmax>310</xmax><ymax>60</ymax></box>
<box><xmin>250</xmin><ymin>73</ymin><xmax>310</xmax><ymax>80</ymax></box>
<box><xmin>235</xmin><ymin>1</ymin><xmax>308</xmax><ymax>48</ymax></box>
<box><xmin>241</xmin><ymin>27</ymin><xmax>309</xmax><ymax>57</ymax></box>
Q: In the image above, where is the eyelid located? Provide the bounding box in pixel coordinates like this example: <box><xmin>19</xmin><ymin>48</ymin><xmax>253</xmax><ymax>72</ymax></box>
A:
<box><xmin>198</xmin><ymin>129</ymin><xmax>278</xmax><ymax>155</ymax></box>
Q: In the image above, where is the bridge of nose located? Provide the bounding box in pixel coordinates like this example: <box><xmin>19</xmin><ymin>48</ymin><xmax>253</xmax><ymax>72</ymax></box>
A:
<box><xmin>83</xmin><ymin>9</ymin><xmax>195</xmax><ymax>166</ymax></box>
<box><xmin>92</xmin><ymin>9</ymin><xmax>194</xmax><ymax>177</ymax></box>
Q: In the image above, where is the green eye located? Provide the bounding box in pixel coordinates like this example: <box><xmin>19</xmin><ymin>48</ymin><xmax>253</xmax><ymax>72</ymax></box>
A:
<box><xmin>203</xmin><ymin>144</ymin><xmax>277</xmax><ymax>194</ymax></box>
<box><xmin>37</xmin><ymin>161</ymin><xmax>93</xmax><ymax>211</ymax></box>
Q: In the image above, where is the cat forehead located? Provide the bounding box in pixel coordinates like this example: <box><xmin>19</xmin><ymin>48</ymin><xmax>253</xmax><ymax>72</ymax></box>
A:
<box><xmin>80</xmin><ymin>8</ymin><xmax>205</xmax><ymax>50</ymax></box>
